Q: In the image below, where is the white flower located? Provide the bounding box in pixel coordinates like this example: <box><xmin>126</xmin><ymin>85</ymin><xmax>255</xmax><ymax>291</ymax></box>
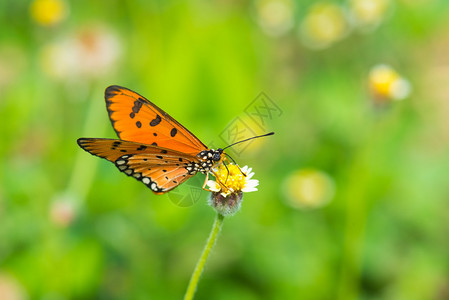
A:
<box><xmin>40</xmin><ymin>27</ymin><xmax>121</xmax><ymax>81</ymax></box>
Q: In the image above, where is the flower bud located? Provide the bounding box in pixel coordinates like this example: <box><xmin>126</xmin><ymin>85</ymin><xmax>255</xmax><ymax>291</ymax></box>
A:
<box><xmin>208</xmin><ymin>191</ymin><xmax>243</xmax><ymax>217</ymax></box>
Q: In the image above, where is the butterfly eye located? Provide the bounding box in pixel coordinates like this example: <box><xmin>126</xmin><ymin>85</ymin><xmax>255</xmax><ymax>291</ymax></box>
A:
<box><xmin>213</xmin><ymin>153</ymin><xmax>221</xmax><ymax>161</ymax></box>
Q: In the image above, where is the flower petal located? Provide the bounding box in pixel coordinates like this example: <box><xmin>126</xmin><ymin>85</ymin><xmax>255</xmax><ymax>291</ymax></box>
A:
<box><xmin>206</xmin><ymin>180</ymin><xmax>221</xmax><ymax>192</ymax></box>
<box><xmin>242</xmin><ymin>186</ymin><xmax>258</xmax><ymax>192</ymax></box>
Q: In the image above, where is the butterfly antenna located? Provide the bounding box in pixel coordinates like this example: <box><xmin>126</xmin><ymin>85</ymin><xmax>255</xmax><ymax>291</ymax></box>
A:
<box><xmin>222</xmin><ymin>132</ymin><xmax>274</xmax><ymax>151</ymax></box>
<box><xmin>222</xmin><ymin>132</ymin><xmax>274</xmax><ymax>177</ymax></box>
<box><xmin>224</xmin><ymin>152</ymin><xmax>237</xmax><ymax>165</ymax></box>
<box><xmin>224</xmin><ymin>153</ymin><xmax>246</xmax><ymax>177</ymax></box>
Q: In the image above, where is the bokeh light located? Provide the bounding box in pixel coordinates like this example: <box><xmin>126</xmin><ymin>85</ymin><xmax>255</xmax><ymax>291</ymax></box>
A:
<box><xmin>254</xmin><ymin>0</ymin><xmax>295</xmax><ymax>37</ymax></box>
<box><xmin>283</xmin><ymin>168</ymin><xmax>335</xmax><ymax>210</ymax></box>
<box><xmin>348</xmin><ymin>0</ymin><xmax>391</xmax><ymax>31</ymax></box>
<box><xmin>299</xmin><ymin>2</ymin><xmax>350</xmax><ymax>49</ymax></box>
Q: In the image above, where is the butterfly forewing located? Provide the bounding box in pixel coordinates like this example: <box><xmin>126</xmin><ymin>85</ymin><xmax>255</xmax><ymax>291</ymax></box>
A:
<box><xmin>105</xmin><ymin>86</ymin><xmax>207</xmax><ymax>155</ymax></box>
<box><xmin>77</xmin><ymin>138</ymin><xmax>198</xmax><ymax>194</ymax></box>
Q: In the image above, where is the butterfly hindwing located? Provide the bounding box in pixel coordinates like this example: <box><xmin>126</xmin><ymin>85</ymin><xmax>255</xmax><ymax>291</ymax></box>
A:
<box><xmin>77</xmin><ymin>138</ymin><xmax>198</xmax><ymax>194</ymax></box>
<box><xmin>105</xmin><ymin>85</ymin><xmax>207</xmax><ymax>155</ymax></box>
<box><xmin>126</xmin><ymin>162</ymin><xmax>194</xmax><ymax>194</ymax></box>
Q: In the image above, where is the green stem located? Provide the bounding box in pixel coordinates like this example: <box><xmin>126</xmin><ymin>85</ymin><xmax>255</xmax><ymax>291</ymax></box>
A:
<box><xmin>184</xmin><ymin>213</ymin><xmax>225</xmax><ymax>300</ymax></box>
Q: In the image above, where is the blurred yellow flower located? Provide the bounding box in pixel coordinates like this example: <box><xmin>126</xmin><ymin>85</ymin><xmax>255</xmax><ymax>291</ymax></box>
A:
<box><xmin>255</xmin><ymin>0</ymin><xmax>295</xmax><ymax>37</ymax></box>
<box><xmin>369</xmin><ymin>64</ymin><xmax>411</xmax><ymax>101</ymax></box>
<box><xmin>30</xmin><ymin>0</ymin><xmax>68</xmax><ymax>27</ymax></box>
<box><xmin>283</xmin><ymin>169</ymin><xmax>335</xmax><ymax>210</ymax></box>
<box><xmin>348</xmin><ymin>0</ymin><xmax>390</xmax><ymax>30</ymax></box>
<box><xmin>299</xmin><ymin>2</ymin><xmax>349</xmax><ymax>49</ymax></box>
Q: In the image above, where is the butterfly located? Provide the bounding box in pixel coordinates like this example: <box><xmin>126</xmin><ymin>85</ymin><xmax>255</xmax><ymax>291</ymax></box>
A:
<box><xmin>78</xmin><ymin>85</ymin><xmax>255</xmax><ymax>195</ymax></box>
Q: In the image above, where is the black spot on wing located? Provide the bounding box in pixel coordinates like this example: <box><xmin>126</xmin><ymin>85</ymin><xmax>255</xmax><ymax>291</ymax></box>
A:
<box><xmin>111</xmin><ymin>141</ymin><xmax>123</xmax><ymax>150</ymax></box>
<box><xmin>132</xmin><ymin>99</ymin><xmax>143</xmax><ymax>114</ymax></box>
<box><xmin>170</xmin><ymin>128</ymin><xmax>177</xmax><ymax>137</ymax></box>
<box><xmin>150</xmin><ymin>115</ymin><xmax>162</xmax><ymax>126</ymax></box>
<box><xmin>136</xmin><ymin>121</ymin><xmax>142</xmax><ymax>128</ymax></box>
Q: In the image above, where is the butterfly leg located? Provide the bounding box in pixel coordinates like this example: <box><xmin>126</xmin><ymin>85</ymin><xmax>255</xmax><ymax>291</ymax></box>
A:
<box><xmin>212</xmin><ymin>170</ymin><xmax>232</xmax><ymax>192</ymax></box>
<box><xmin>202</xmin><ymin>172</ymin><xmax>212</xmax><ymax>192</ymax></box>
<box><xmin>201</xmin><ymin>172</ymin><xmax>223</xmax><ymax>192</ymax></box>
<box><xmin>201</xmin><ymin>170</ymin><xmax>231</xmax><ymax>193</ymax></box>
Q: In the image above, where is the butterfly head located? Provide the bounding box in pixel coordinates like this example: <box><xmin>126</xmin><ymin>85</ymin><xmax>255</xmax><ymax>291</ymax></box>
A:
<box><xmin>213</xmin><ymin>148</ymin><xmax>223</xmax><ymax>161</ymax></box>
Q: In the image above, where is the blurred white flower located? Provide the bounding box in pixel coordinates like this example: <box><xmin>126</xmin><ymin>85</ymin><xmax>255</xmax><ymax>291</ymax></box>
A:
<box><xmin>348</xmin><ymin>0</ymin><xmax>390</xmax><ymax>31</ymax></box>
<box><xmin>40</xmin><ymin>27</ymin><xmax>121</xmax><ymax>81</ymax></box>
<box><xmin>50</xmin><ymin>193</ymin><xmax>78</xmax><ymax>227</ymax></box>
<box><xmin>369</xmin><ymin>64</ymin><xmax>411</xmax><ymax>102</ymax></box>
<box><xmin>299</xmin><ymin>2</ymin><xmax>350</xmax><ymax>49</ymax></box>
<box><xmin>0</xmin><ymin>273</ymin><xmax>27</xmax><ymax>300</ymax></box>
<box><xmin>255</xmin><ymin>0</ymin><xmax>295</xmax><ymax>37</ymax></box>
<box><xmin>283</xmin><ymin>168</ymin><xmax>335</xmax><ymax>210</ymax></box>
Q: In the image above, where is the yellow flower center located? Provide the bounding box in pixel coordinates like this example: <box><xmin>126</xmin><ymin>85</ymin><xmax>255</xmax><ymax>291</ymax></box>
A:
<box><xmin>215</xmin><ymin>164</ymin><xmax>246</xmax><ymax>192</ymax></box>
<box><xmin>369</xmin><ymin>65</ymin><xmax>401</xmax><ymax>98</ymax></box>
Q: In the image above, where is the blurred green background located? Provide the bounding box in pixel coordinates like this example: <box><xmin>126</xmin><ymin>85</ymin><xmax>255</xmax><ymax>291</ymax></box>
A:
<box><xmin>1</xmin><ymin>0</ymin><xmax>449</xmax><ymax>299</ymax></box>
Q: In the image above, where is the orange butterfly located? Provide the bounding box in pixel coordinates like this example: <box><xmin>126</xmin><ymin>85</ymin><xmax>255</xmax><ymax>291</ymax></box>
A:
<box><xmin>77</xmin><ymin>85</ymin><xmax>273</xmax><ymax>195</ymax></box>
